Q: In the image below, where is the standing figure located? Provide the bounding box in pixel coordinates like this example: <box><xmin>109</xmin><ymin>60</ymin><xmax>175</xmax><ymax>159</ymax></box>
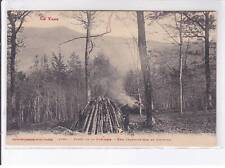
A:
<box><xmin>121</xmin><ymin>104</ymin><xmax>130</xmax><ymax>131</ymax></box>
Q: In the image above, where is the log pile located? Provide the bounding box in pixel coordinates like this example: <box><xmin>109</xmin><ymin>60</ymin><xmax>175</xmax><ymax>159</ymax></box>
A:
<box><xmin>71</xmin><ymin>96</ymin><xmax>124</xmax><ymax>134</ymax></box>
<box><xmin>51</xmin><ymin>126</ymin><xmax>74</xmax><ymax>135</ymax></box>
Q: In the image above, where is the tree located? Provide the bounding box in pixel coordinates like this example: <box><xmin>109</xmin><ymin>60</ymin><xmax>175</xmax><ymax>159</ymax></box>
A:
<box><xmin>136</xmin><ymin>11</ymin><xmax>153</xmax><ymax>127</ymax></box>
<box><xmin>183</xmin><ymin>11</ymin><xmax>216</xmax><ymax>110</ymax></box>
<box><xmin>155</xmin><ymin>12</ymin><xmax>191</xmax><ymax>114</ymax></box>
<box><xmin>67</xmin><ymin>52</ymin><xmax>85</xmax><ymax>120</ymax></box>
<box><xmin>176</xmin><ymin>12</ymin><xmax>185</xmax><ymax>115</ymax></box>
<box><xmin>68</xmin><ymin>52</ymin><xmax>82</xmax><ymax>73</ymax></box>
<box><xmin>51</xmin><ymin>52</ymin><xmax>67</xmax><ymax>83</ymax></box>
<box><xmin>82</xmin><ymin>11</ymin><xmax>93</xmax><ymax>103</ymax></box>
<box><xmin>7</xmin><ymin>11</ymin><xmax>30</xmax><ymax>120</ymax></box>
<box><xmin>60</xmin><ymin>11</ymin><xmax>112</xmax><ymax>104</ymax></box>
<box><xmin>124</xmin><ymin>70</ymin><xmax>144</xmax><ymax>116</ymax></box>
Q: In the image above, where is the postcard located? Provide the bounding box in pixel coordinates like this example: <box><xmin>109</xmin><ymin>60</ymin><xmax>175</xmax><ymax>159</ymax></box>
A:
<box><xmin>6</xmin><ymin>10</ymin><xmax>216</xmax><ymax>147</ymax></box>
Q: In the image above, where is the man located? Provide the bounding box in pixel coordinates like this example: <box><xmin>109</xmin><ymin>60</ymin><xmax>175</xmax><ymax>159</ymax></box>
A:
<box><xmin>121</xmin><ymin>104</ymin><xmax>130</xmax><ymax>131</ymax></box>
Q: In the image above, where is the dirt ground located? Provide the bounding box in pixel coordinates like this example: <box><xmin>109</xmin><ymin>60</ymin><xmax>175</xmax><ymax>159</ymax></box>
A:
<box><xmin>129</xmin><ymin>110</ymin><xmax>216</xmax><ymax>134</ymax></box>
<box><xmin>7</xmin><ymin>110</ymin><xmax>216</xmax><ymax>135</ymax></box>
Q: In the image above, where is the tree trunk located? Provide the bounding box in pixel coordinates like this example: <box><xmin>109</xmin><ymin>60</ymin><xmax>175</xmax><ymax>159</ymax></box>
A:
<box><xmin>137</xmin><ymin>88</ymin><xmax>142</xmax><ymax>116</ymax></box>
<box><xmin>9</xmin><ymin>21</ymin><xmax>17</xmax><ymax>120</ymax></box>
<box><xmin>136</xmin><ymin>11</ymin><xmax>152</xmax><ymax>127</ymax></box>
<box><xmin>204</xmin><ymin>12</ymin><xmax>212</xmax><ymax>110</ymax></box>
<box><xmin>178</xmin><ymin>13</ymin><xmax>184</xmax><ymax>115</ymax></box>
<box><xmin>84</xmin><ymin>12</ymin><xmax>91</xmax><ymax>104</ymax></box>
<box><xmin>179</xmin><ymin>43</ymin><xmax>183</xmax><ymax>115</ymax></box>
<box><xmin>184</xmin><ymin>38</ymin><xmax>190</xmax><ymax>70</ymax></box>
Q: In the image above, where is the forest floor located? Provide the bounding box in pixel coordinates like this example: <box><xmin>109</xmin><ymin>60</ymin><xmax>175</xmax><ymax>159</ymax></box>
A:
<box><xmin>7</xmin><ymin>110</ymin><xmax>216</xmax><ymax>135</ymax></box>
<box><xmin>129</xmin><ymin>110</ymin><xmax>216</xmax><ymax>134</ymax></box>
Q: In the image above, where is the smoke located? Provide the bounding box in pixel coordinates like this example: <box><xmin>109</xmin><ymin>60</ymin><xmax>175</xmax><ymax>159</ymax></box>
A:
<box><xmin>109</xmin><ymin>79</ymin><xmax>136</xmax><ymax>107</ymax></box>
<box><xmin>92</xmin><ymin>75</ymin><xmax>137</xmax><ymax>107</ymax></box>
<box><xmin>91</xmin><ymin>53</ymin><xmax>137</xmax><ymax>107</ymax></box>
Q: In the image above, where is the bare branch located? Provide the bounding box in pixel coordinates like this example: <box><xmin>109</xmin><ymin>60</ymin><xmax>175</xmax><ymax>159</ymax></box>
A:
<box><xmin>156</xmin><ymin>20</ymin><xmax>179</xmax><ymax>44</ymax></box>
<box><xmin>59</xmin><ymin>30</ymin><xmax>111</xmax><ymax>46</ymax></box>
<box><xmin>15</xmin><ymin>11</ymin><xmax>31</xmax><ymax>34</ymax></box>
<box><xmin>183</xmin><ymin>34</ymin><xmax>205</xmax><ymax>38</ymax></box>
<box><xmin>167</xmin><ymin>63</ymin><xmax>178</xmax><ymax>74</ymax></box>
<box><xmin>89</xmin><ymin>40</ymin><xmax>94</xmax><ymax>54</ymax></box>
<box><xmin>183</xmin><ymin>12</ymin><xmax>205</xmax><ymax>30</ymax></box>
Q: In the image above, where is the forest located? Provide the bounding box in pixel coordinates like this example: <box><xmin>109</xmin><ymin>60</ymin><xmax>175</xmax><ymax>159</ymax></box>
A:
<box><xmin>7</xmin><ymin>11</ymin><xmax>216</xmax><ymax>134</ymax></box>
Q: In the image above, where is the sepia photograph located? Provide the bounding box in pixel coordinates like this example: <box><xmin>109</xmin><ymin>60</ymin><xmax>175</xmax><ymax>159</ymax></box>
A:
<box><xmin>6</xmin><ymin>10</ymin><xmax>216</xmax><ymax>146</ymax></box>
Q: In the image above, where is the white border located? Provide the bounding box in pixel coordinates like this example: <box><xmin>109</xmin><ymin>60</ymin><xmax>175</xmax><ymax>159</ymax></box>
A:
<box><xmin>1</xmin><ymin>0</ymin><xmax>225</xmax><ymax>165</ymax></box>
<box><xmin>4</xmin><ymin>0</ymin><xmax>222</xmax><ymax>11</ymax></box>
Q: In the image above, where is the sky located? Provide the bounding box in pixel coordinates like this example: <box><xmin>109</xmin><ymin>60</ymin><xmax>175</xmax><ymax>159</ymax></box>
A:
<box><xmin>18</xmin><ymin>11</ymin><xmax>216</xmax><ymax>74</ymax></box>
<box><xmin>23</xmin><ymin>11</ymin><xmax>217</xmax><ymax>44</ymax></box>
<box><xmin>23</xmin><ymin>11</ymin><xmax>187</xmax><ymax>43</ymax></box>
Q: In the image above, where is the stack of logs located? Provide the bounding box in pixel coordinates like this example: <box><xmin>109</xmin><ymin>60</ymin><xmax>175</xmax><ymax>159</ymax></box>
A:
<box><xmin>71</xmin><ymin>96</ymin><xmax>124</xmax><ymax>134</ymax></box>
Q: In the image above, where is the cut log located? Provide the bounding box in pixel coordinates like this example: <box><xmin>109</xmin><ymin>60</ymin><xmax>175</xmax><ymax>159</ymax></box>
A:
<box><xmin>91</xmin><ymin>97</ymin><xmax>100</xmax><ymax>134</ymax></box>
<box><xmin>84</xmin><ymin>101</ymin><xmax>96</xmax><ymax>133</ymax></box>
<box><xmin>73</xmin><ymin>96</ymin><xmax>124</xmax><ymax>134</ymax></box>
